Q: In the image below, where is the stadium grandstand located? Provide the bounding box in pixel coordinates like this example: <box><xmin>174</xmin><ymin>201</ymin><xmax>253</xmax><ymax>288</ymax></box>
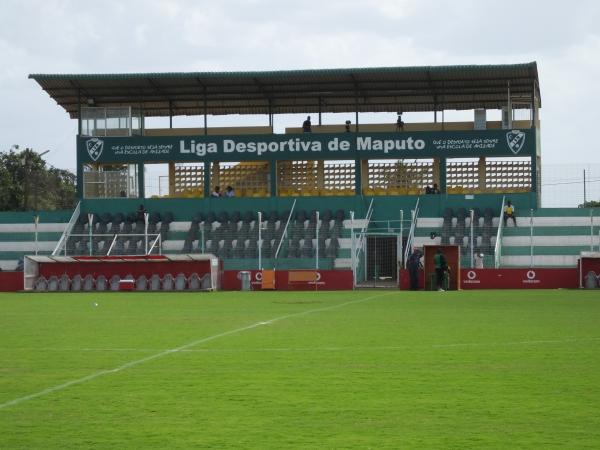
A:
<box><xmin>1</xmin><ymin>61</ymin><xmax>599</xmax><ymax>291</ymax></box>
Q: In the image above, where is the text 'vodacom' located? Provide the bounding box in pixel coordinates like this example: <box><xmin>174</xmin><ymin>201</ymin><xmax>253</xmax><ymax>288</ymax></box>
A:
<box><xmin>179</xmin><ymin>136</ymin><xmax>426</xmax><ymax>157</ymax></box>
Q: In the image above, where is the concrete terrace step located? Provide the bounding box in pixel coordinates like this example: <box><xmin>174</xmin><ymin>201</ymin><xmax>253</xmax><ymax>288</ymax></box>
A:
<box><xmin>0</xmin><ymin>242</ymin><xmax>57</xmax><ymax>252</ymax></box>
<box><xmin>501</xmin><ymin>255</ymin><xmax>578</xmax><ymax>267</ymax></box>
<box><xmin>507</xmin><ymin>217</ymin><xmax>599</xmax><ymax>226</ymax></box>
<box><xmin>0</xmin><ymin>223</ymin><xmax>67</xmax><ymax>233</ymax></box>
<box><xmin>0</xmin><ymin>232</ymin><xmax>63</xmax><ymax>241</ymax></box>
<box><xmin>503</xmin><ymin>226</ymin><xmax>600</xmax><ymax>236</ymax></box>
<box><xmin>530</xmin><ymin>208</ymin><xmax>600</xmax><ymax>217</ymax></box>
<box><xmin>0</xmin><ymin>251</ymin><xmax>53</xmax><ymax>260</ymax></box>
<box><xmin>415</xmin><ymin>226</ymin><xmax>499</xmax><ymax>236</ymax></box>
<box><xmin>501</xmin><ymin>246</ymin><xmax>592</xmax><ymax>256</ymax></box>
<box><xmin>334</xmin><ymin>258</ymin><xmax>352</xmax><ymax>269</ymax></box>
<box><xmin>503</xmin><ymin>236</ymin><xmax>600</xmax><ymax>247</ymax></box>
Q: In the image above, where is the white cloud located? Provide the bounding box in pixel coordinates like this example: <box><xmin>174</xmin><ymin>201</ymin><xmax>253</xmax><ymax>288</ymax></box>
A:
<box><xmin>0</xmin><ymin>0</ymin><xmax>599</xmax><ymax>184</ymax></box>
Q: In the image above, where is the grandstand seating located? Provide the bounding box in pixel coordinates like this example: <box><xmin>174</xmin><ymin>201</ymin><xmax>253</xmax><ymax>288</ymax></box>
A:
<box><xmin>499</xmin><ymin>208</ymin><xmax>600</xmax><ymax>267</ymax></box>
<box><xmin>0</xmin><ymin>214</ymin><xmax>69</xmax><ymax>270</ymax></box>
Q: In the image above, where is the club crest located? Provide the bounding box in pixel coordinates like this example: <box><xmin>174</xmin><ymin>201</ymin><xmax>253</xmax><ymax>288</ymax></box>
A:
<box><xmin>506</xmin><ymin>130</ymin><xmax>525</xmax><ymax>154</ymax></box>
<box><xmin>86</xmin><ymin>138</ymin><xmax>104</xmax><ymax>161</ymax></box>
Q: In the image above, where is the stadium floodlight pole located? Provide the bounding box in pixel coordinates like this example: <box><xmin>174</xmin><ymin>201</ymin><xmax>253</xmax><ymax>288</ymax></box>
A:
<box><xmin>34</xmin><ymin>214</ymin><xmax>39</xmax><ymax>256</ymax></box>
<box><xmin>258</xmin><ymin>211</ymin><xmax>262</xmax><ymax>270</ymax></box>
<box><xmin>315</xmin><ymin>211</ymin><xmax>319</xmax><ymax>270</ymax></box>
<box><xmin>350</xmin><ymin>211</ymin><xmax>355</xmax><ymax>286</ymax></box>
<box><xmin>399</xmin><ymin>210</ymin><xmax>404</xmax><ymax>269</ymax></box>
<box><xmin>590</xmin><ymin>208</ymin><xmax>594</xmax><ymax>252</ymax></box>
<box><xmin>530</xmin><ymin>209</ymin><xmax>534</xmax><ymax>268</ymax></box>
<box><xmin>144</xmin><ymin>212</ymin><xmax>149</xmax><ymax>254</ymax></box>
<box><xmin>583</xmin><ymin>170</ymin><xmax>587</xmax><ymax>206</ymax></box>
<box><xmin>88</xmin><ymin>213</ymin><xmax>94</xmax><ymax>256</ymax></box>
<box><xmin>470</xmin><ymin>209</ymin><xmax>474</xmax><ymax>268</ymax></box>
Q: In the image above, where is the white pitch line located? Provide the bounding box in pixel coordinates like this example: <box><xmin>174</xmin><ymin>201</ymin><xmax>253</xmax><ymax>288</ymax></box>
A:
<box><xmin>4</xmin><ymin>336</ymin><xmax>600</xmax><ymax>355</ymax></box>
<box><xmin>0</xmin><ymin>291</ymin><xmax>394</xmax><ymax>411</ymax></box>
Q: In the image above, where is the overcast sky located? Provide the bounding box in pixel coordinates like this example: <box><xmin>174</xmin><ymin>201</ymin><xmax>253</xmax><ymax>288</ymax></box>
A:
<box><xmin>1</xmin><ymin>0</ymin><xmax>600</xmax><ymax>189</ymax></box>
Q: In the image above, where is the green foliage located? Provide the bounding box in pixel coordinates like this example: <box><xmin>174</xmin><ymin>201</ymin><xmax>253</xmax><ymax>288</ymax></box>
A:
<box><xmin>579</xmin><ymin>200</ymin><xmax>600</xmax><ymax>208</ymax></box>
<box><xmin>1</xmin><ymin>290</ymin><xmax>600</xmax><ymax>448</ymax></box>
<box><xmin>0</xmin><ymin>147</ymin><xmax>76</xmax><ymax>211</ymax></box>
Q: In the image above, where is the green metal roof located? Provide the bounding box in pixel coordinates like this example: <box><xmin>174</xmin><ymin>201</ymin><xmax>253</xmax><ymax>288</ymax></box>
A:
<box><xmin>29</xmin><ymin>63</ymin><xmax>540</xmax><ymax>118</ymax></box>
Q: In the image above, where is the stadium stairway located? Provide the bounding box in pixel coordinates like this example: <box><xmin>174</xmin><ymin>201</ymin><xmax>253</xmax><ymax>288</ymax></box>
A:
<box><xmin>499</xmin><ymin>208</ymin><xmax>600</xmax><ymax>267</ymax></box>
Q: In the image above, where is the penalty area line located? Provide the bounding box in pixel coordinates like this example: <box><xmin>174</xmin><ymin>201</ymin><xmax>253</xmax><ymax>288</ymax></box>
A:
<box><xmin>0</xmin><ymin>291</ymin><xmax>394</xmax><ymax>411</ymax></box>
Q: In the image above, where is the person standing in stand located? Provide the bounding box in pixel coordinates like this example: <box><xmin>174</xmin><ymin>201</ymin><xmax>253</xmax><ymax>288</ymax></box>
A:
<box><xmin>302</xmin><ymin>116</ymin><xmax>312</xmax><ymax>132</ymax></box>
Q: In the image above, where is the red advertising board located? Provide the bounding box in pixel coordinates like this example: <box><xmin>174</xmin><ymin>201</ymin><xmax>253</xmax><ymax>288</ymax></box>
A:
<box><xmin>0</xmin><ymin>272</ymin><xmax>24</xmax><ymax>291</ymax></box>
<box><xmin>400</xmin><ymin>268</ymin><xmax>579</xmax><ymax>290</ymax></box>
<box><xmin>459</xmin><ymin>268</ymin><xmax>579</xmax><ymax>289</ymax></box>
<box><xmin>223</xmin><ymin>270</ymin><xmax>353</xmax><ymax>291</ymax></box>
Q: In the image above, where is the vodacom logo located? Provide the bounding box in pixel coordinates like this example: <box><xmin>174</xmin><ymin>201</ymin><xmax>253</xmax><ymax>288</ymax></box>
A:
<box><xmin>523</xmin><ymin>269</ymin><xmax>540</xmax><ymax>284</ymax></box>
<box><xmin>463</xmin><ymin>270</ymin><xmax>480</xmax><ymax>284</ymax></box>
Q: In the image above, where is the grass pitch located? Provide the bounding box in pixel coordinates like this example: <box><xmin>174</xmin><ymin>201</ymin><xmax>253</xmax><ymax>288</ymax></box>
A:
<box><xmin>1</xmin><ymin>289</ymin><xmax>600</xmax><ymax>449</ymax></box>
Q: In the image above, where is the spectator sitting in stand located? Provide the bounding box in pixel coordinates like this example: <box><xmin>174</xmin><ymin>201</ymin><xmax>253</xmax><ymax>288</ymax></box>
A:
<box><xmin>225</xmin><ymin>185</ymin><xmax>235</xmax><ymax>197</ymax></box>
<box><xmin>396</xmin><ymin>112</ymin><xmax>404</xmax><ymax>131</ymax></box>
<box><xmin>345</xmin><ymin>120</ymin><xmax>351</xmax><ymax>132</ymax></box>
<box><xmin>211</xmin><ymin>186</ymin><xmax>221</xmax><ymax>197</ymax></box>
<box><xmin>503</xmin><ymin>200</ymin><xmax>517</xmax><ymax>227</ymax></box>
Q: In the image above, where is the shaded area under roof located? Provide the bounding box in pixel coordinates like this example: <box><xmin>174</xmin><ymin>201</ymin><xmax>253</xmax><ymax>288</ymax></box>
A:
<box><xmin>30</xmin><ymin>63</ymin><xmax>540</xmax><ymax>119</ymax></box>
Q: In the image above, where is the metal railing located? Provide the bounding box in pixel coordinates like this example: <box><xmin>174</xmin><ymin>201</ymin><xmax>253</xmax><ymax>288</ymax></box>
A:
<box><xmin>494</xmin><ymin>196</ymin><xmax>506</xmax><ymax>268</ymax></box>
<box><xmin>403</xmin><ymin>197</ymin><xmax>420</xmax><ymax>268</ymax></box>
<box><xmin>52</xmin><ymin>201</ymin><xmax>81</xmax><ymax>256</ymax></box>
<box><xmin>66</xmin><ymin>233</ymin><xmax>161</xmax><ymax>256</ymax></box>
<box><xmin>353</xmin><ymin>199</ymin><xmax>374</xmax><ymax>264</ymax></box>
<box><xmin>273</xmin><ymin>199</ymin><xmax>297</xmax><ymax>260</ymax></box>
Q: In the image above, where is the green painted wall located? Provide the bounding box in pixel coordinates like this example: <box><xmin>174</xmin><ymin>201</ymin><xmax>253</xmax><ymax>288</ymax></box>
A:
<box><xmin>0</xmin><ymin>210</ymin><xmax>72</xmax><ymax>224</ymax></box>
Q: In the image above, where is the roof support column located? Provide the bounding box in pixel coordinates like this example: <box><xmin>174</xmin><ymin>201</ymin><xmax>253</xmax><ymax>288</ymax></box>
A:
<box><xmin>355</xmin><ymin>159</ymin><xmax>366</xmax><ymax>195</ymax></box>
<box><xmin>169</xmin><ymin>100</ymin><xmax>173</xmax><ymax>129</ymax></box>
<box><xmin>77</xmin><ymin>89</ymin><xmax>82</xmax><ymax>135</ymax></box>
<box><xmin>140</xmin><ymin>102</ymin><xmax>145</xmax><ymax>136</ymax></box>
<box><xmin>439</xmin><ymin>157</ymin><xmax>447</xmax><ymax>194</ymax></box>
<box><xmin>531</xmin><ymin>80</ymin><xmax>537</xmax><ymax>129</ymax></box>
<box><xmin>270</xmin><ymin>161</ymin><xmax>277</xmax><ymax>197</ymax></box>
<box><xmin>204</xmin><ymin>162</ymin><xmax>210</xmax><ymax>198</ymax></box>
<box><xmin>76</xmin><ymin>151</ymin><xmax>83</xmax><ymax>199</ymax></box>
<box><xmin>318</xmin><ymin>96</ymin><xmax>322</xmax><ymax>126</ymax></box>
<box><xmin>203</xmin><ymin>86</ymin><xmax>208</xmax><ymax>136</ymax></box>
<box><xmin>137</xmin><ymin>163</ymin><xmax>145</xmax><ymax>199</ymax></box>
<box><xmin>507</xmin><ymin>81</ymin><xmax>512</xmax><ymax>129</ymax></box>
<box><xmin>355</xmin><ymin>93</ymin><xmax>359</xmax><ymax>132</ymax></box>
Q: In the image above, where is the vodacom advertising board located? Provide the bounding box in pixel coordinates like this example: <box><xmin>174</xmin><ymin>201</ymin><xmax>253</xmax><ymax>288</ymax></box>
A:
<box><xmin>460</xmin><ymin>268</ymin><xmax>578</xmax><ymax>289</ymax></box>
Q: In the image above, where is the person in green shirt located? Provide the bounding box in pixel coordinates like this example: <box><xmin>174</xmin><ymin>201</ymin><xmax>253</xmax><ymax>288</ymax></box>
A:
<box><xmin>433</xmin><ymin>248</ymin><xmax>448</xmax><ymax>291</ymax></box>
